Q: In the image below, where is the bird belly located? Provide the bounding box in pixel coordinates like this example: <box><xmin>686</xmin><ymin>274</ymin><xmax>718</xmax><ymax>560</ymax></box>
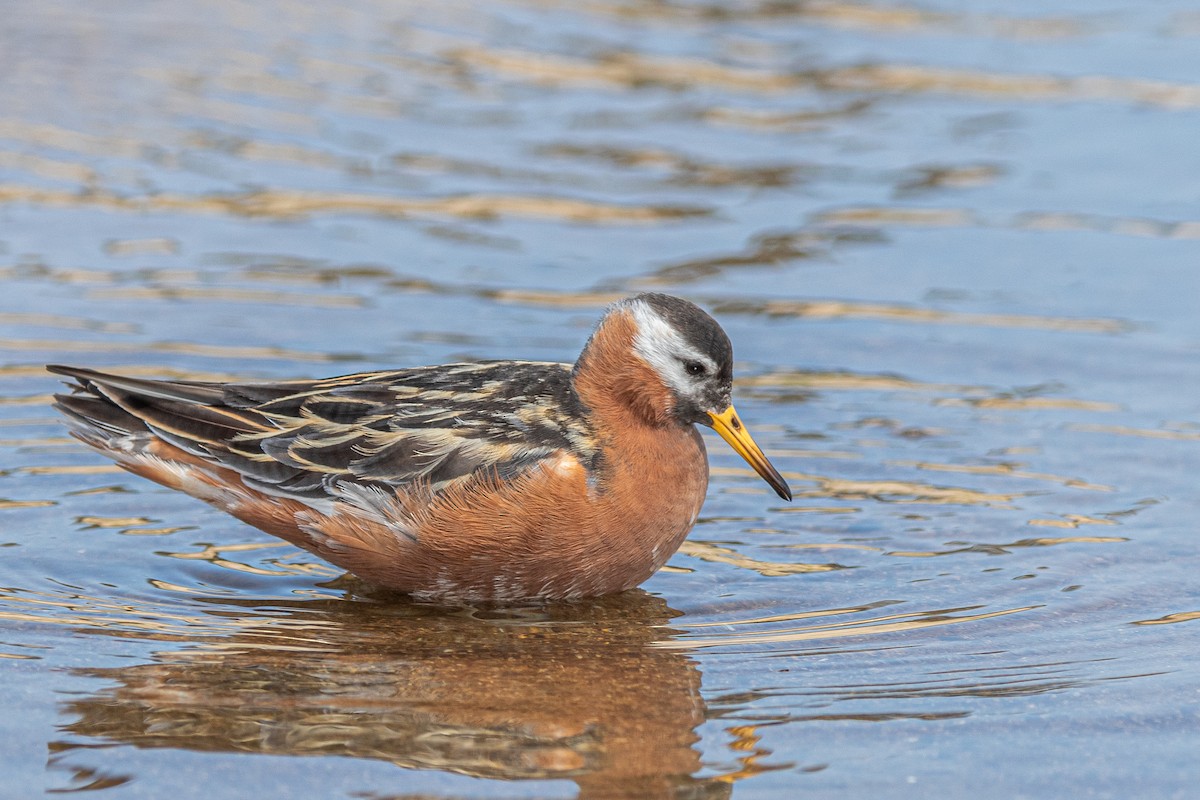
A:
<box><xmin>72</xmin><ymin>426</ymin><xmax>708</xmax><ymax>604</ymax></box>
<box><xmin>305</xmin><ymin>428</ymin><xmax>709</xmax><ymax>603</ymax></box>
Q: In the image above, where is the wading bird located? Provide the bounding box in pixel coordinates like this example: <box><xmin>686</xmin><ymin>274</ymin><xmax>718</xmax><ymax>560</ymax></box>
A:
<box><xmin>51</xmin><ymin>293</ymin><xmax>790</xmax><ymax>602</ymax></box>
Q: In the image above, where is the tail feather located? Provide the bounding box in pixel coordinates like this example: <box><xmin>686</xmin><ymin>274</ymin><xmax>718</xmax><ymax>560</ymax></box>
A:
<box><xmin>47</xmin><ymin>364</ymin><xmax>227</xmax><ymax>404</ymax></box>
<box><xmin>49</xmin><ymin>365</ymin><xmax>270</xmax><ymax>449</ymax></box>
<box><xmin>92</xmin><ymin>385</ymin><xmax>263</xmax><ymax>440</ymax></box>
<box><xmin>52</xmin><ymin>391</ymin><xmax>149</xmax><ymax>441</ymax></box>
<box><xmin>50</xmin><ymin>364</ymin><xmax>318</xmax><ymax>498</ymax></box>
<box><xmin>46</xmin><ymin>365</ymin><xmax>419</xmax><ymax>574</ymax></box>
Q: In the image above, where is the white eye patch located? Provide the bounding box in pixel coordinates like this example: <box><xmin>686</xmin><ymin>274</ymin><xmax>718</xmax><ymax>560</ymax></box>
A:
<box><xmin>625</xmin><ymin>300</ymin><xmax>717</xmax><ymax>395</ymax></box>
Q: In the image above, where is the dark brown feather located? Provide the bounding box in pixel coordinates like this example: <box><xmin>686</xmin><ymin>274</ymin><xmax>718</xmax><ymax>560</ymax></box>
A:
<box><xmin>49</xmin><ymin>361</ymin><xmax>600</xmax><ymax>503</ymax></box>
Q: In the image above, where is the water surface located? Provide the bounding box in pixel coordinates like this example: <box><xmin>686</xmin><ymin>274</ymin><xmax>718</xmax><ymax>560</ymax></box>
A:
<box><xmin>2</xmin><ymin>1</ymin><xmax>1198</xmax><ymax>797</ymax></box>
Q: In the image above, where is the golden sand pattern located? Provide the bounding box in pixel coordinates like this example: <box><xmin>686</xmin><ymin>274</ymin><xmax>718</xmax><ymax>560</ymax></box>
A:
<box><xmin>0</xmin><ymin>259</ymin><xmax>408</xmax><ymax>299</ymax></box>
<box><xmin>19</xmin><ymin>465</ymin><xmax>123</xmax><ymax>475</ymax></box>
<box><xmin>0</xmin><ymin>364</ymin><xmax>90</xmax><ymax>379</ymax></box>
<box><xmin>159</xmin><ymin>541</ymin><xmax>339</xmax><ymax>578</ymax></box>
<box><xmin>1132</xmin><ymin>611</ymin><xmax>1200</xmax><ymax>626</ymax></box>
<box><xmin>238</xmin><ymin>263</ymin><xmax>398</xmax><ymax>285</ymax></box>
<box><xmin>1026</xmin><ymin>516</ymin><xmax>1120</xmax><ymax>529</ymax></box>
<box><xmin>817</xmin><ymin>207</ymin><xmax>979</xmax><ymax>227</ymax></box>
<box><xmin>535</xmin><ymin>142</ymin><xmax>806</xmax><ymax>188</ymax></box>
<box><xmin>0</xmin><ymin>337</ymin><xmax>340</xmax><ymax>362</ymax></box>
<box><xmin>86</xmin><ymin>286</ymin><xmax>365</xmax><ymax>308</ymax></box>
<box><xmin>1070</xmin><ymin>424</ymin><xmax>1200</xmax><ymax>441</ymax></box>
<box><xmin>65</xmin><ymin>485</ymin><xmax>134</xmax><ymax>496</ymax></box>
<box><xmin>699</xmin><ymin>99</ymin><xmax>875</xmax><ymax>131</ymax></box>
<box><xmin>535</xmin><ymin>0</ymin><xmax>1087</xmax><ymax>39</ymax></box>
<box><xmin>770</xmin><ymin>2</ymin><xmax>1085</xmax><ymax>38</ymax></box>
<box><xmin>489</xmin><ymin>288</ymin><xmax>629</xmax><ymax>307</ymax></box>
<box><xmin>451</xmin><ymin>47</ymin><xmax>803</xmax><ymax>92</ymax></box>
<box><xmin>0</xmin><ymin>120</ymin><xmax>145</xmax><ymax>160</ymax></box>
<box><xmin>887</xmin><ymin>535</ymin><xmax>1126</xmax><ymax>559</ymax></box>
<box><xmin>680</xmin><ymin>600</ymin><xmax>900</xmax><ymax>629</ymax></box>
<box><xmin>816</xmin><ymin>206</ymin><xmax>1200</xmax><ymax>241</ymax></box>
<box><xmin>795</xmin><ymin>476</ymin><xmax>1022</xmax><ymax>506</ymax></box>
<box><xmin>821</xmin><ymin>64</ymin><xmax>1200</xmax><ymax>108</ymax></box>
<box><xmin>896</xmin><ymin>163</ymin><xmax>1004</xmax><ymax>194</ymax></box>
<box><xmin>657</xmin><ymin>604</ymin><xmax>1040</xmax><ymax>649</ymax></box>
<box><xmin>761</xmin><ymin>450</ymin><xmax>858</xmax><ymax>461</ymax></box>
<box><xmin>678</xmin><ymin>541</ymin><xmax>844</xmax><ymax>576</ymax></box>
<box><xmin>711</xmin><ymin>466</ymin><xmax>1025</xmax><ymax>506</ymax></box>
<box><xmin>0</xmin><ymin>313</ymin><xmax>137</xmax><ymax>335</ymax></box>
<box><xmin>0</xmin><ymin>585</ymin><xmax>361</xmax><ymax>649</ymax></box>
<box><xmin>722</xmin><ymin>298</ymin><xmax>1130</xmax><ymax>334</ymax></box>
<box><xmin>0</xmin><ymin>184</ymin><xmax>710</xmax><ymax>224</ymax></box>
<box><xmin>119</xmin><ymin>526</ymin><xmax>194</xmax><ymax>537</ymax></box>
<box><xmin>49</xmin><ymin>365</ymin><xmax>244</xmax><ymax>383</ymax></box>
<box><xmin>147</xmin><ymin>579</ymin><xmax>240</xmax><ymax>595</ymax></box>
<box><xmin>0</xmin><ymin>499</ymin><xmax>55</xmax><ymax>510</ymax></box>
<box><xmin>765</xmin><ymin>660</ymin><xmax>1134</xmax><ymax>701</ymax></box>
<box><xmin>102</xmin><ymin>238</ymin><xmax>181</xmax><ymax>257</ymax></box>
<box><xmin>889</xmin><ymin>460</ymin><xmax>1113</xmax><ymax>492</ymax></box>
<box><xmin>371</xmin><ymin>287</ymin><xmax>1130</xmax><ymax>339</ymax></box>
<box><xmin>0</xmin><ymin>393</ymin><xmax>56</xmax><ymax>407</ymax></box>
<box><xmin>76</xmin><ymin>515</ymin><xmax>155</xmax><ymax>529</ymax></box>
<box><xmin>738</xmin><ymin>369</ymin><xmax>985</xmax><ymax>394</ymax></box>
<box><xmin>443</xmin><ymin>42</ymin><xmax>1200</xmax><ymax>110</ymax></box>
<box><xmin>0</xmin><ymin>587</ymin><xmax>254</xmax><ymax>640</ymax></box>
<box><xmin>393</xmin><ymin>151</ymin><xmax>560</xmax><ymax>183</ymax></box>
<box><xmin>0</xmin><ymin>417</ymin><xmax>55</xmax><ymax>428</ymax></box>
<box><xmin>937</xmin><ymin>397</ymin><xmax>1121</xmax><ymax>412</ymax></box>
<box><xmin>637</xmin><ymin>232</ymin><xmax>840</xmax><ymax>286</ymax></box>
<box><xmin>0</xmin><ymin>150</ymin><xmax>97</xmax><ymax>185</ymax></box>
<box><xmin>0</xmin><ymin>437</ymin><xmax>73</xmax><ymax>447</ymax></box>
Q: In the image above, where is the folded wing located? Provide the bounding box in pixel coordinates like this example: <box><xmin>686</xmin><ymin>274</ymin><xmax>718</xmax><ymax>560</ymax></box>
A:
<box><xmin>48</xmin><ymin>362</ymin><xmax>596</xmax><ymax>508</ymax></box>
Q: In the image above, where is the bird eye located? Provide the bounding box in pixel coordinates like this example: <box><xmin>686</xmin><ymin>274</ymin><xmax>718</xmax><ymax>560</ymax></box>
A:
<box><xmin>683</xmin><ymin>360</ymin><xmax>707</xmax><ymax>377</ymax></box>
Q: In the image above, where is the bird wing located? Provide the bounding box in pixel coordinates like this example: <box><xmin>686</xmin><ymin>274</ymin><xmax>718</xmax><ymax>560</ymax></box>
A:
<box><xmin>49</xmin><ymin>362</ymin><xmax>598</xmax><ymax>505</ymax></box>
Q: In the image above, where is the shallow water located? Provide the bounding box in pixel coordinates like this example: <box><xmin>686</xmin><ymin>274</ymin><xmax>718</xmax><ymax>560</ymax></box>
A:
<box><xmin>2</xmin><ymin>0</ymin><xmax>1199</xmax><ymax>797</ymax></box>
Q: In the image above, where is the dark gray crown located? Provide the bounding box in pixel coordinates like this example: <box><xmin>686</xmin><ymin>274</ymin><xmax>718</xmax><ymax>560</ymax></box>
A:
<box><xmin>633</xmin><ymin>293</ymin><xmax>733</xmax><ymax>383</ymax></box>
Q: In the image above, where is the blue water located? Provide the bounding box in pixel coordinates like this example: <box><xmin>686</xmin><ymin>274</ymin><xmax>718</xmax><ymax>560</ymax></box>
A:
<box><xmin>1</xmin><ymin>1</ymin><xmax>1198</xmax><ymax>797</ymax></box>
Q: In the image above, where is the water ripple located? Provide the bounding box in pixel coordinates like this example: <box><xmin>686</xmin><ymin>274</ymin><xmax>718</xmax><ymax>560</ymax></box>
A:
<box><xmin>659</xmin><ymin>604</ymin><xmax>1042</xmax><ymax>650</ymax></box>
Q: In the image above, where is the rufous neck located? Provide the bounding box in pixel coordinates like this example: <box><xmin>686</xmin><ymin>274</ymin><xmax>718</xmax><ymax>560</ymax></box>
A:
<box><xmin>572</xmin><ymin>310</ymin><xmax>677</xmax><ymax>428</ymax></box>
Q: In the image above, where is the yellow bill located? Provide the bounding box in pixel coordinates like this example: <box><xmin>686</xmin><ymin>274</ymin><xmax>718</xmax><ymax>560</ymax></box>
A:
<box><xmin>707</xmin><ymin>406</ymin><xmax>792</xmax><ymax>501</ymax></box>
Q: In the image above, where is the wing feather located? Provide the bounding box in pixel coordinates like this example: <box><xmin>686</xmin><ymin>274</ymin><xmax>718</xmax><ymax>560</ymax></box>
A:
<box><xmin>49</xmin><ymin>362</ymin><xmax>597</xmax><ymax>507</ymax></box>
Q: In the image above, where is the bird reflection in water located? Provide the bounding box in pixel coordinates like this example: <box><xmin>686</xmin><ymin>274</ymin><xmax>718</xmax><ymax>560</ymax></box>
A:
<box><xmin>51</xmin><ymin>588</ymin><xmax>735</xmax><ymax>799</ymax></box>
